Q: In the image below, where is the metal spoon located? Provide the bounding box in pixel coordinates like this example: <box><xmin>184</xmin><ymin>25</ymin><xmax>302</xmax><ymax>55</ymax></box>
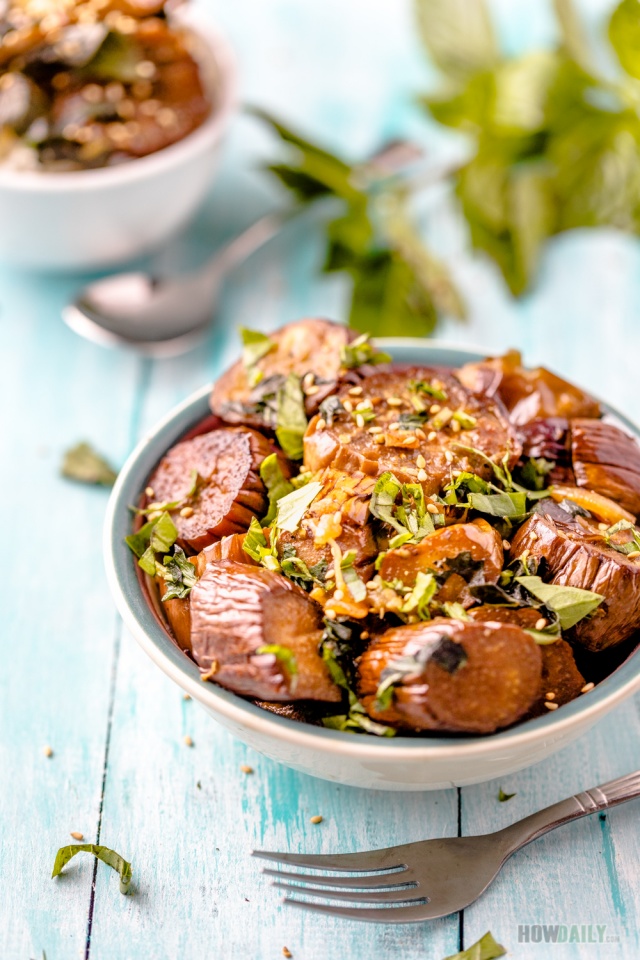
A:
<box><xmin>62</xmin><ymin>212</ymin><xmax>284</xmax><ymax>358</ymax></box>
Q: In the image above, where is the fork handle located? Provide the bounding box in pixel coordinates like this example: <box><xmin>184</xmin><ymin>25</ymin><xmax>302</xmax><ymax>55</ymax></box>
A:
<box><xmin>496</xmin><ymin>770</ymin><xmax>640</xmax><ymax>856</ymax></box>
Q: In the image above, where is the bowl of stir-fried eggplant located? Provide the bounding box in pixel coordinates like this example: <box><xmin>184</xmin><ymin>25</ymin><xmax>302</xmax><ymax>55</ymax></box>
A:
<box><xmin>0</xmin><ymin>1</ymin><xmax>235</xmax><ymax>267</ymax></box>
<box><xmin>105</xmin><ymin>320</ymin><xmax>640</xmax><ymax>789</ymax></box>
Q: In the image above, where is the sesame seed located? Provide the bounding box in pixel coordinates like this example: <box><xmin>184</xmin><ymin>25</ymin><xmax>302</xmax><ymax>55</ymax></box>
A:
<box><xmin>415</xmin><ymin>428</ymin><xmax>427</xmax><ymax>440</ymax></box>
<box><xmin>43</xmin><ymin>745</ymin><xmax>53</xmax><ymax>758</ymax></box>
<box><xmin>427</xmin><ymin>503</ymin><xmax>440</xmax><ymax>515</ymax></box>
<box><xmin>450</xmin><ymin>420</ymin><xmax>461</xmax><ymax>433</ymax></box>
<box><xmin>429</xmin><ymin>404</ymin><xmax>441</xmax><ymax>414</ymax></box>
<box><xmin>545</xmin><ymin>692</ymin><xmax>556</xmax><ymax>701</ymax></box>
<box><xmin>416</xmin><ymin>454</ymin><xmax>426</xmax><ymax>469</ymax></box>
<box><xmin>315</xmin><ymin>418</ymin><xmax>326</xmax><ymax>432</ymax></box>
<box><xmin>180</xmin><ymin>506</ymin><xmax>194</xmax><ymax>518</ymax></box>
<box><xmin>135</xmin><ymin>59</ymin><xmax>156</xmax><ymax>79</ymax></box>
<box><xmin>417</xmin><ymin>469</ymin><xmax>428</xmax><ymax>482</ymax></box>
<box><xmin>428</xmin><ymin>431</ymin><xmax>437</xmax><ymax>441</ymax></box>
<box><xmin>183</xmin><ymin>694</ymin><xmax>191</xmax><ymax>701</ymax></box>
<box><xmin>356</xmin><ymin>414</ymin><xmax>365</xmax><ymax>428</ymax></box>
<box><xmin>283</xmin><ymin>949</ymin><xmax>293</xmax><ymax>959</ymax></box>
<box><xmin>530</xmin><ymin>531</ymin><xmax>538</xmax><ymax>541</ymax></box>
<box><xmin>374</xmin><ymin>435</ymin><xmax>385</xmax><ymax>444</ymax></box>
<box><xmin>306</xmin><ymin>385</ymin><xmax>319</xmax><ymax>396</ymax></box>
<box><xmin>338</xmin><ymin>433</ymin><xmax>351</xmax><ymax>444</ymax></box>
<box><xmin>240</xmin><ymin>765</ymin><xmax>254</xmax><ymax>774</ymax></box>
<box><xmin>325</xmin><ymin>609</ymin><xmax>337</xmax><ymax>620</ymax></box>
<box><xmin>360</xmin><ymin>630</ymin><xmax>369</xmax><ymax>639</ymax></box>
<box><xmin>366</xmin><ymin>580</ymin><xmax>377</xmax><ymax>591</ymax></box>
<box><xmin>628</xmin><ymin>551</ymin><xmax>640</xmax><ymax>559</ymax></box>
<box><xmin>343</xmin><ymin>399</ymin><xmax>353</xmax><ymax>413</ymax></box>
<box><xmin>535</xmin><ymin>618</ymin><xmax>547</xmax><ymax>630</ymax></box>
<box><xmin>581</xmin><ymin>682</ymin><xmax>595</xmax><ymax>693</ymax></box>
<box><xmin>157</xmin><ymin>107</ymin><xmax>177</xmax><ymax>128</ymax></box>
<box><xmin>184</xmin><ymin>736</ymin><xmax>194</xmax><ymax>747</ymax></box>
<box><xmin>70</xmin><ymin>831</ymin><xmax>84</xmax><ymax>841</ymax></box>
<box><xmin>451</xmin><ymin>470</ymin><xmax>462</xmax><ymax>478</ymax></box>
<box><xmin>333</xmin><ymin>589</ymin><xmax>344</xmax><ymax>601</ymax></box>
<box><xmin>82</xmin><ymin>83</ymin><xmax>103</xmax><ymax>104</ymax></box>
<box><xmin>503</xmin><ymin>540</ymin><xmax>511</xmax><ymax>551</ymax></box>
<box><xmin>105</xmin><ymin>81</ymin><xmax>125</xmax><ymax>102</ymax></box>
<box><xmin>356</xmin><ymin>400</ymin><xmax>373</xmax><ymax>411</ymax></box>
<box><xmin>544</xmin><ymin>701</ymin><xmax>559</xmax><ymax>710</ymax></box>
<box><xmin>387</xmin><ymin>397</ymin><xmax>403</xmax><ymax>407</ymax></box>
<box><xmin>444</xmin><ymin>451</ymin><xmax>453</xmax><ymax>463</ymax></box>
<box><xmin>368</xmin><ymin>426</ymin><xmax>383</xmax><ymax>434</ymax></box>
<box><xmin>302</xmin><ymin>372</ymin><xmax>315</xmax><ymax>388</ymax></box>
<box><xmin>348</xmin><ymin>385</ymin><xmax>363</xmax><ymax>396</ymax></box>
<box><xmin>145</xmin><ymin>486</ymin><xmax>154</xmax><ymax>497</ymax></box>
<box><xmin>388</xmin><ymin>422</ymin><xmax>400</xmax><ymax>432</ymax></box>
<box><xmin>598</xmin><ymin>522</ymin><xmax>608</xmax><ymax>531</ymax></box>
<box><xmin>310</xmin><ymin>815</ymin><xmax>323</xmax><ymax>824</ymax></box>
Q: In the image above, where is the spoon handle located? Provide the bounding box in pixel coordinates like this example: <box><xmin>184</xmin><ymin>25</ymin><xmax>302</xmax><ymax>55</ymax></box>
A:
<box><xmin>204</xmin><ymin>210</ymin><xmax>293</xmax><ymax>281</ymax></box>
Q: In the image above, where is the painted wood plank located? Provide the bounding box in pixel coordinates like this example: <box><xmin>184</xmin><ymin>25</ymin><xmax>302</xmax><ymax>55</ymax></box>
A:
<box><xmin>0</xmin><ymin>269</ymin><xmax>143</xmax><ymax>959</ymax></box>
<box><xmin>87</xmin><ymin>630</ymin><xmax>460</xmax><ymax>960</ymax></box>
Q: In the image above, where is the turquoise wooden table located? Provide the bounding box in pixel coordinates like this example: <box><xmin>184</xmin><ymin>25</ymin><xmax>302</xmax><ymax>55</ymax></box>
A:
<box><xmin>2</xmin><ymin>1</ymin><xmax>639</xmax><ymax>957</ymax></box>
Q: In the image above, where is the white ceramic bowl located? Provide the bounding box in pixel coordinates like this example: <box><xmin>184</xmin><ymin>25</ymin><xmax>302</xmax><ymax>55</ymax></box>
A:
<box><xmin>0</xmin><ymin>23</ymin><xmax>235</xmax><ymax>270</ymax></box>
<box><xmin>104</xmin><ymin>339</ymin><xmax>640</xmax><ymax>790</ymax></box>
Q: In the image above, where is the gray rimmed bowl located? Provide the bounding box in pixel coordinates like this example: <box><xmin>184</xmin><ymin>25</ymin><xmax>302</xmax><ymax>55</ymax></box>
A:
<box><xmin>104</xmin><ymin>339</ymin><xmax>640</xmax><ymax>790</ymax></box>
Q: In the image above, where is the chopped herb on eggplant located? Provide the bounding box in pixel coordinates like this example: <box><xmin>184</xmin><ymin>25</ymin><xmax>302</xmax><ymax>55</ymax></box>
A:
<box><xmin>260</xmin><ymin>454</ymin><xmax>294</xmax><ymax>525</ymax></box>
<box><xmin>160</xmin><ymin>546</ymin><xmax>198</xmax><ymax>600</ymax></box>
<box><xmin>340</xmin><ymin>333</ymin><xmax>391</xmax><ymax>369</ymax></box>
<box><xmin>125</xmin><ymin>511</ymin><xmax>178</xmax><ymax>575</ymax></box>
<box><xmin>276</xmin><ymin>373</ymin><xmax>308</xmax><ymax>460</ymax></box>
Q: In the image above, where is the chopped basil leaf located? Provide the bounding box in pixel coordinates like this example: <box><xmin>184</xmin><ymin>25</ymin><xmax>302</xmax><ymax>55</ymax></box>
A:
<box><xmin>451</xmin><ymin>442</ymin><xmax>515</xmax><ymax>491</ymax></box>
<box><xmin>52</xmin><ymin>844</ymin><xmax>132</xmax><ymax>895</ymax></box>
<box><xmin>515</xmin><ymin>576</ymin><xmax>604</xmax><ymax>630</ymax></box>
<box><xmin>242</xmin><ymin>518</ymin><xmax>281</xmax><ymax>572</ymax></box>
<box><xmin>275</xmin><ymin>373</ymin><xmax>308</xmax><ymax>460</ymax></box>
<box><xmin>443</xmin><ymin>931</ymin><xmax>506</xmax><ymax>960</ymax></box>
<box><xmin>370</xmin><ymin>472</ymin><xmax>434</xmax><ymax>541</ymax></box>
<box><xmin>256</xmin><ymin>644</ymin><xmax>298</xmax><ymax>689</ymax></box>
<box><xmin>322</xmin><ymin>712</ymin><xmax>397</xmax><ymax>736</ymax></box>
<box><xmin>240</xmin><ymin>327</ymin><xmax>275</xmax><ymax>370</ymax></box>
<box><xmin>259</xmin><ymin>453</ymin><xmax>294</xmax><ymax>524</ymax></box>
<box><xmin>603</xmin><ymin>518</ymin><xmax>640</xmax><ymax>556</ymax></box>
<box><xmin>408</xmin><ymin>379</ymin><xmax>447</xmax><ymax>402</ymax></box>
<box><xmin>441</xmin><ymin>601</ymin><xmax>470</xmax><ymax>620</ymax></box>
<box><xmin>467</xmin><ymin>491</ymin><xmax>527</xmax><ymax>518</ymax></box>
<box><xmin>275</xmin><ymin>481</ymin><xmax>323</xmax><ymax>533</ymax></box>
<box><xmin>318</xmin><ymin>395</ymin><xmax>346</xmax><ymax>427</ymax></box>
<box><xmin>498</xmin><ymin>787</ymin><xmax>516</xmax><ymax>802</ymax></box>
<box><xmin>432</xmin><ymin>636</ymin><xmax>468</xmax><ymax>674</ymax></box>
<box><xmin>519</xmin><ymin>456</ymin><xmax>555</xmax><ymax>491</ymax></box>
<box><xmin>401</xmin><ymin>571</ymin><xmax>436</xmax><ymax>619</ymax></box>
<box><xmin>160</xmin><ymin>546</ymin><xmax>198</xmax><ymax>600</ymax></box>
<box><xmin>525</xmin><ymin>626</ymin><xmax>563</xmax><ymax>645</ymax></box>
<box><xmin>340</xmin><ymin>550</ymin><xmax>367</xmax><ymax>602</ymax></box>
<box><xmin>351</xmin><ymin>406</ymin><xmax>376</xmax><ymax>424</ymax></box>
<box><xmin>280</xmin><ymin>544</ymin><xmax>327</xmax><ymax>589</ymax></box>
<box><xmin>429</xmin><ymin>406</ymin><xmax>453</xmax><ymax>430</ymax></box>
<box><xmin>61</xmin><ymin>442</ymin><xmax>117</xmax><ymax>486</ymax></box>
<box><xmin>397</xmin><ymin>411</ymin><xmax>429</xmax><ymax>430</ymax></box>
<box><xmin>340</xmin><ymin>333</ymin><xmax>391</xmax><ymax>369</ymax></box>
<box><xmin>125</xmin><ymin>511</ymin><xmax>178</xmax><ymax>576</ymax></box>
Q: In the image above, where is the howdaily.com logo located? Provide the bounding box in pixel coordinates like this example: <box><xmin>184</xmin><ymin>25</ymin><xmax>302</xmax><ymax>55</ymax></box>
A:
<box><xmin>518</xmin><ymin>924</ymin><xmax>619</xmax><ymax>944</ymax></box>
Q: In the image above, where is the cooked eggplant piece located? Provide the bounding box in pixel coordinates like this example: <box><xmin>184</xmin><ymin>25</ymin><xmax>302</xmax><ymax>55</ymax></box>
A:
<box><xmin>304</xmin><ymin>368</ymin><xmax>520</xmax><ymax>492</ymax></box>
<box><xmin>146</xmin><ymin>428</ymin><xmax>276</xmax><ymax>552</ymax></box>
<box><xmin>510</xmin><ymin>503</ymin><xmax>640</xmax><ymax>651</ymax></box>
<box><xmin>467</xmin><ymin>606</ymin><xmax>585</xmax><ymax>713</ymax></box>
<box><xmin>190</xmin><ymin>561</ymin><xmax>342</xmax><ymax>702</ymax></box>
<box><xmin>458</xmin><ymin>351</ymin><xmax>600</xmax><ymax>425</ymax></box>
<box><xmin>157</xmin><ymin>579</ymin><xmax>193</xmax><ymax>653</ymax></box>
<box><xmin>571</xmin><ymin>418</ymin><xmax>640</xmax><ymax>517</ymax></box>
<box><xmin>210</xmin><ymin>318</ymin><xmax>358</xmax><ymax>428</ymax></box>
<box><xmin>379</xmin><ymin>519</ymin><xmax>503</xmax><ymax>591</ymax></box>
<box><xmin>357</xmin><ymin>618</ymin><xmax>542</xmax><ymax>733</ymax></box>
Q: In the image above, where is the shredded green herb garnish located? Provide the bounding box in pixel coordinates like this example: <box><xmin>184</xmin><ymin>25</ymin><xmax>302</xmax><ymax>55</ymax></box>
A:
<box><xmin>52</xmin><ymin>844</ymin><xmax>132</xmax><ymax>895</ymax></box>
<box><xmin>275</xmin><ymin>373</ymin><xmax>308</xmax><ymax>460</ymax></box>
<box><xmin>515</xmin><ymin>575</ymin><xmax>604</xmax><ymax>630</ymax></box>
<box><xmin>340</xmin><ymin>550</ymin><xmax>367</xmax><ymax>602</ymax></box>
<box><xmin>340</xmin><ymin>333</ymin><xmax>392</xmax><ymax>369</ymax></box>
<box><xmin>370</xmin><ymin>471</ymin><xmax>435</xmax><ymax>541</ymax></box>
<box><xmin>125</xmin><ymin>511</ymin><xmax>178</xmax><ymax>575</ymax></box>
<box><xmin>159</xmin><ymin>546</ymin><xmax>198</xmax><ymax>600</ymax></box>
<box><xmin>242</xmin><ymin>518</ymin><xmax>281</xmax><ymax>571</ymax></box>
<box><xmin>498</xmin><ymin>787</ymin><xmax>517</xmax><ymax>803</ymax></box>
<box><xmin>260</xmin><ymin>453</ymin><xmax>294</xmax><ymax>525</ymax></box>
<box><xmin>241</xmin><ymin>327</ymin><xmax>275</xmax><ymax>370</ymax></box>
<box><xmin>275</xmin><ymin>482</ymin><xmax>323</xmax><ymax>533</ymax></box>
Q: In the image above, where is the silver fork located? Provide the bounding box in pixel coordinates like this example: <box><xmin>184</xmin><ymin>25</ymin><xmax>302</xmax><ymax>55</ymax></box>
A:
<box><xmin>252</xmin><ymin>770</ymin><xmax>640</xmax><ymax>924</ymax></box>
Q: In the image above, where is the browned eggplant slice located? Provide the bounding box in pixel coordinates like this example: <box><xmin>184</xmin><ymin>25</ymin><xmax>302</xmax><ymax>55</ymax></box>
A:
<box><xmin>467</xmin><ymin>605</ymin><xmax>586</xmax><ymax>713</ymax></box>
<box><xmin>190</xmin><ymin>561</ymin><xmax>342</xmax><ymax>702</ymax></box>
<box><xmin>510</xmin><ymin>504</ymin><xmax>640</xmax><ymax>651</ymax></box>
<box><xmin>571</xmin><ymin>418</ymin><xmax>640</xmax><ymax>517</ymax></box>
<box><xmin>357</xmin><ymin>618</ymin><xmax>542</xmax><ymax>733</ymax></box>
<box><xmin>210</xmin><ymin>318</ymin><xmax>358</xmax><ymax>428</ymax></box>
<box><xmin>379</xmin><ymin>519</ymin><xmax>503</xmax><ymax>591</ymax></box>
<box><xmin>146</xmin><ymin>427</ymin><xmax>276</xmax><ymax>552</ymax></box>
<box><xmin>458</xmin><ymin>351</ymin><xmax>601</xmax><ymax>425</ymax></box>
<box><xmin>303</xmin><ymin>368</ymin><xmax>520</xmax><ymax>493</ymax></box>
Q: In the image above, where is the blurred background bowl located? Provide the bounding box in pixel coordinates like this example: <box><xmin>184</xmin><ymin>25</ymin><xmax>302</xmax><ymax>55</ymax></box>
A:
<box><xmin>104</xmin><ymin>339</ymin><xmax>640</xmax><ymax>790</ymax></box>
<box><xmin>0</xmin><ymin>23</ymin><xmax>236</xmax><ymax>271</ymax></box>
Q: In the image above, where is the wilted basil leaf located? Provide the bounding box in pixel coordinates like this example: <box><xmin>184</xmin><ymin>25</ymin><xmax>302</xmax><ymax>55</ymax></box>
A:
<box><xmin>61</xmin><ymin>442</ymin><xmax>117</xmax><ymax>486</ymax></box>
<box><xmin>275</xmin><ymin>482</ymin><xmax>323</xmax><ymax>533</ymax></box>
<box><xmin>242</xmin><ymin>518</ymin><xmax>281</xmax><ymax>572</ymax></box>
<box><xmin>515</xmin><ymin>575</ymin><xmax>604</xmax><ymax>630</ymax></box>
<box><xmin>160</xmin><ymin>546</ymin><xmax>198</xmax><ymax>601</ymax></box>
<box><xmin>260</xmin><ymin>453</ymin><xmax>294</xmax><ymax>525</ymax></box>
<box><xmin>276</xmin><ymin>373</ymin><xmax>308</xmax><ymax>460</ymax></box>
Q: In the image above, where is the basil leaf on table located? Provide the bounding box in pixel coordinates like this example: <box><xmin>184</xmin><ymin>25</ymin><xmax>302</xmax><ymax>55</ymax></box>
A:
<box><xmin>52</xmin><ymin>844</ymin><xmax>132</xmax><ymax>895</ymax></box>
<box><xmin>443</xmin><ymin>930</ymin><xmax>506</xmax><ymax>960</ymax></box>
<box><xmin>61</xmin><ymin>442</ymin><xmax>117</xmax><ymax>486</ymax></box>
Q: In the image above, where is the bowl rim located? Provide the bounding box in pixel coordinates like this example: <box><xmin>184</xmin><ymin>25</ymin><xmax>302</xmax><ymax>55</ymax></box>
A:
<box><xmin>104</xmin><ymin>337</ymin><xmax>640</xmax><ymax>761</ymax></box>
<box><xmin>0</xmin><ymin>19</ymin><xmax>236</xmax><ymax>192</ymax></box>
